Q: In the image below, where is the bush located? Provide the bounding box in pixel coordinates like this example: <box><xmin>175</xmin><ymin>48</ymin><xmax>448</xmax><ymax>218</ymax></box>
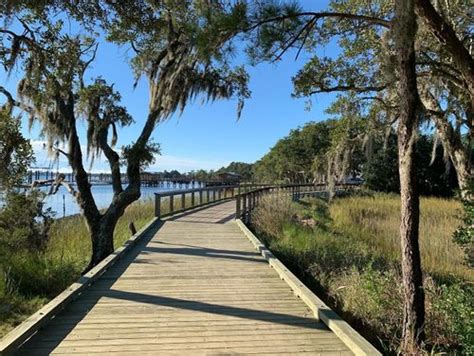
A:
<box><xmin>453</xmin><ymin>198</ymin><xmax>474</xmax><ymax>267</ymax></box>
<box><xmin>433</xmin><ymin>283</ymin><xmax>474</xmax><ymax>354</ymax></box>
<box><xmin>0</xmin><ymin>191</ymin><xmax>54</xmax><ymax>257</ymax></box>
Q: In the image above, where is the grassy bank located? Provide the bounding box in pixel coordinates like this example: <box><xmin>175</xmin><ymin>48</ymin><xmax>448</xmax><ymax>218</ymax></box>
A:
<box><xmin>0</xmin><ymin>198</ymin><xmax>155</xmax><ymax>338</ymax></box>
<box><xmin>251</xmin><ymin>192</ymin><xmax>473</xmax><ymax>354</ymax></box>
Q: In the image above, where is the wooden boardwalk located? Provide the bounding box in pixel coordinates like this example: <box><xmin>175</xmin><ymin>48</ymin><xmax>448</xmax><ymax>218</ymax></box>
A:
<box><xmin>18</xmin><ymin>201</ymin><xmax>354</xmax><ymax>355</ymax></box>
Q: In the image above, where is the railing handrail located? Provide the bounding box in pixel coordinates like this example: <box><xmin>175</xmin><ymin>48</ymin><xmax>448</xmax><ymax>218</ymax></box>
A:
<box><xmin>235</xmin><ymin>183</ymin><xmax>315</xmax><ymax>197</ymax></box>
<box><xmin>154</xmin><ymin>184</ymin><xmax>238</xmax><ymax>197</ymax></box>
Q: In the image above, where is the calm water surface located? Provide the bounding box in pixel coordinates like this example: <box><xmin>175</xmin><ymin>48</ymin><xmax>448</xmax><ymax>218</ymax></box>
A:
<box><xmin>43</xmin><ymin>183</ymin><xmax>201</xmax><ymax>217</ymax></box>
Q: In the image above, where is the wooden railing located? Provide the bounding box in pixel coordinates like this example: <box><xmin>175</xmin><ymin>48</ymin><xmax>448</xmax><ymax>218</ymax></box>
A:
<box><xmin>235</xmin><ymin>183</ymin><xmax>358</xmax><ymax>223</ymax></box>
<box><xmin>155</xmin><ymin>182</ymin><xmax>360</xmax><ymax>221</ymax></box>
<box><xmin>153</xmin><ymin>183</ymin><xmax>280</xmax><ymax>219</ymax></box>
<box><xmin>154</xmin><ymin>185</ymin><xmax>238</xmax><ymax>219</ymax></box>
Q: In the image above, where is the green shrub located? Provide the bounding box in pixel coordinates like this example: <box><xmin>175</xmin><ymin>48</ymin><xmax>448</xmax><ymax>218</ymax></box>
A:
<box><xmin>0</xmin><ymin>191</ymin><xmax>54</xmax><ymax>257</ymax></box>
<box><xmin>433</xmin><ymin>283</ymin><xmax>474</xmax><ymax>354</ymax></box>
<box><xmin>453</xmin><ymin>199</ymin><xmax>474</xmax><ymax>267</ymax></box>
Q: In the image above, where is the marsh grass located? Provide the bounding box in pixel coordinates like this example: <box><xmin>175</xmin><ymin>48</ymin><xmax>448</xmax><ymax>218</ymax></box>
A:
<box><xmin>329</xmin><ymin>194</ymin><xmax>469</xmax><ymax>281</ymax></box>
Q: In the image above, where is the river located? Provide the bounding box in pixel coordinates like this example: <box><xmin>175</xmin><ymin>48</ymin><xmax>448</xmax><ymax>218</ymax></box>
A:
<box><xmin>43</xmin><ymin>183</ymin><xmax>202</xmax><ymax>217</ymax></box>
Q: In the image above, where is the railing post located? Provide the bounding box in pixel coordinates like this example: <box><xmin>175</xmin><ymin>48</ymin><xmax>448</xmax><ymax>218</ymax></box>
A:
<box><xmin>236</xmin><ymin>194</ymin><xmax>241</xmax><ymax>220</ymax></box>
<box><xmin>199</xmin><ymin>190</ymin><xmax>203</xmax><ymax>205</ymax></box>
<box><xmin>191</xmin><ymin>191</ymin><xmax>195</xmax><ymax>207</ymax></box>
<box><xmin>181</xmin><ymin>193</ymin><xmax>185</xmax><ymax>211</ymax></box>
<box><xmin>170</xmin><ymin>194</ymin><xmax>174</xmax><ymax>214</ymax></box>
<box><xmin>207</xmin><ymin>189</ymin><xmax>210</xmax><ymax>204</ymax></box>
<box><xmin>243</xmin><ymin>193</ymin><xmax>247</xmax><ymax>222</ymax></box>
<box><xmin>155</xmin><ymin>194</ymin><xmax>161</xmax><ymax>219</ymax></box>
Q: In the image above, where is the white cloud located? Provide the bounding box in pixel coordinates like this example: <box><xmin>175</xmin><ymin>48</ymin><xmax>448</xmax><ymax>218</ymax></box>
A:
<box><xmin>149</xmin><ymin>155</ymin><xmax>228</xmax><ymax>172</ymax></box>
<box><xmin>30</xmin><ymin>140</ymin><xmax>227</xmax><ymax>173</ymax></box>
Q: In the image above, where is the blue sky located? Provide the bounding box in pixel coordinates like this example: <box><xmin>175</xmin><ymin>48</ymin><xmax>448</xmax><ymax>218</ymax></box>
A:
<box><xmin>3</xmin><ymin>0</ymin><xmax>340</xmax><ymax>172</ymax></box>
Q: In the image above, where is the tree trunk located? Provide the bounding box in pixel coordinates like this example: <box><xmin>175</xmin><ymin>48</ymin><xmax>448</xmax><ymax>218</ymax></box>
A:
<box><xmin>88</xmin><ymin>219</ymin><xmax>115</xmax><ymax>270</ymax></box>
<box><xmin>452</xmin><ymin>147</ymin><xmax>472</xmax><ymax>200</ymax></box>
<box><xmin>394</xmin><ymin>0</ymin><xmax>426</xmax><ymax>352</ymax></box>
<box><xmin>419</xmin><ymin>92</ymin><xmax>472</xmax><ymax>199</ymax></box>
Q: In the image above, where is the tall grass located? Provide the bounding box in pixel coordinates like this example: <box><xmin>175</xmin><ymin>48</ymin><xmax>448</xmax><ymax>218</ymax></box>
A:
<box><xmin>0</xmin><ymin>198</ymin><xmax>155</xmax><ymax>338</ymax></box>
<box><xmin>329</xmin><ymin>194</ymin><xmax>469</xmax><ymax>281</ymax></box>
<box><xmin>251</xmin><ymin>193</ymin><xmax>473</xmax><ymax>354</ymax></box>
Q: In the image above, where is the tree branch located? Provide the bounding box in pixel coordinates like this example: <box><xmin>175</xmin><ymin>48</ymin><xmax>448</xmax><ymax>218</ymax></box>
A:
<box><xmin>415</xmin><ymin>0</ymin><xmax>474</xmax><ymax>102</ymax></box>
<box><xmin>307</xmin><ymin>83</ymin><xmax>388</xmax><ymax>95</ymax></box>
<box><xmin>246</xmin><ymin>11</ymin><xmax>390</xmax><ymax>32</ymax></box>
<box><xmin>98</xmin><ymin>127</ymin><xmax>123</xmax><ymax>195</ymax></box>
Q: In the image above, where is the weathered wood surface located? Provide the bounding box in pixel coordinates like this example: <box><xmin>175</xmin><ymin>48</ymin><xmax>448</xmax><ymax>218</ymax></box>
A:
<box><xmin>17</xmin><ymin>201</ymin><xmax>353</xmax><ymax>355</ymax></box>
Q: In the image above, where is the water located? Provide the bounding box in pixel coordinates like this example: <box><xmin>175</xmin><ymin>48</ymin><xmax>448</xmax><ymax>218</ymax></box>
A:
<box><xmin>43</xmin><ymin>183</ymin><xmax>202</xmax><ymax>217</ymax></box>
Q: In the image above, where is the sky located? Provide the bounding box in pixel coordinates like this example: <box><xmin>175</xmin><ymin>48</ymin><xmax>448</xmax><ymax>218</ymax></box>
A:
<box><xmin>2</xmin><ymin>0</ymin><xmax>341</xmax><ymax>173</ymax></box>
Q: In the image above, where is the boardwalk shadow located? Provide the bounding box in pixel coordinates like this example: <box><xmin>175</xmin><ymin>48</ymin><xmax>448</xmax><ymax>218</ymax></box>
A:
<box><xmin>133</xmin><ymin>242</ymin><xmax>267</xmax><ymax>264</ymax></box>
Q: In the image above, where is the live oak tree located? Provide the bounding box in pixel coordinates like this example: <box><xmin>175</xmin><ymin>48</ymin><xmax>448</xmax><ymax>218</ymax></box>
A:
<box><xmin>0</xmin><ymin>1</ymin><xmax>249</xmax><ymax>271</ymax></box>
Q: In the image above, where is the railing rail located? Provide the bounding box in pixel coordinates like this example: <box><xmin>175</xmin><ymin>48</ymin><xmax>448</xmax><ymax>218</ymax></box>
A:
<box><xmin>154</xmin><ymin>185</ymin><xmax>238</xmax><ymax>219</ymax></box>
<box><xmin>235</xmin><ymin>183</ymin><xmax>359</xmax><ymax>223</ymax></box>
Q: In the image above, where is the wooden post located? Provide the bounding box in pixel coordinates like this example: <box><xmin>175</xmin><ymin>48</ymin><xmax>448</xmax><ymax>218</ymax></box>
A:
<box><xmin>170</xmin><ymin>194</ymin><xmax>174</xmax><ymax>214</ymax></box>
<box><xmin>155</xmin><ymin>194</ymin><xmax>161</xmax><ymax>218</ymax></box>
<box><xmin>236</xmin><ymin>194</ymin><xmax>241</xmax><ymax>220</ymax></box>
<box><xmin>243</xmin><ymin>193</ymin><xmax>247</xmax><ymax>221</ymax></box>
<box><xmin>207</xmin><ymin>189</ymin><xmax>210</xmax><ymax>203</ymax></box>
<box><xmin>181</xmin><ymin>193</ymin><xmax>185</xmax><ymax>211</ymax></box>
<box><xmin>199</xmin><ymin>190</ymin><xmax>203</xmax><ymax>205</ymax></box>
<box><xmin>191</xmin><ymin>191</ymin><xmax>195</xmax><ymax>207</ymax></box>
<box><xmin>218</xmin><ymin>189</ymin><xmax>222</xmax><ymax>200</ymax></box>
<box><xmin>128</xmin><ymin>222</ymin><xmax>137</xmax><ymax>236</ymax></box>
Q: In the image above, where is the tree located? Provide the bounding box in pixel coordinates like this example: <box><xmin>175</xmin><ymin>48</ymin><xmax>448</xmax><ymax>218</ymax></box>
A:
<box><xmin>363</xmin><ymin>134</ymin><xmax>458</xmax><ymax>196</ymax></box>
<box><xmin>0</xmin><ymin>109</ymin><xmax>34</xmax><ymax>190</ymax></box>
<box><xmin>216</xmin><ymin>162</ymin><xmax>254</xmax><ymax>181</ymax></box>
<box><xmin>253</xmin><ymin>120</ymin><xmax>335</xmax><ymax>183</ymax></box>
<box><xmin>0</xmin><ymin>1</ymin><xmax>249</xmax><ymax>271</ymax></box>
<box><xmin>393</xmin><ymin>1</ymin><xmax>425</xmax><ymax>349</ymax></box>
<box><xmin>312</xmin><ymin>96</ymin><xmax>369</xmax><ymax>195</ymax></box>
